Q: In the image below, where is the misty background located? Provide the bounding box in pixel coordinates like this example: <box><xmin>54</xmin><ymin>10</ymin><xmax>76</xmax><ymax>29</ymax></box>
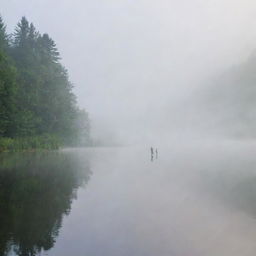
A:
<box><xmin>2</xmin><ymin>0</ymin><xmax>256</xmax><ymax>145</ymax></box>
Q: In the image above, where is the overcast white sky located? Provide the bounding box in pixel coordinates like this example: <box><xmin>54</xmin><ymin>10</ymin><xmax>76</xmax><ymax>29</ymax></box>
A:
<box><xmin>2</xmin><ymin>0</ymin><xmax>256</xmax><ymax>144</ymax></box>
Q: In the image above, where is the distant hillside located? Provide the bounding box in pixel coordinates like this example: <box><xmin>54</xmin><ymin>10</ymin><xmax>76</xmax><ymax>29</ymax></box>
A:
<box><xmin>202</xmin><ymin>54</ymin><xmax>256</xmax><ymax>138</ymax></box>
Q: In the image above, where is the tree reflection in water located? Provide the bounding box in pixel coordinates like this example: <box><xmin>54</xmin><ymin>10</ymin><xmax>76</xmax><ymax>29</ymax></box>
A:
<box><xmin>0</xmin><ymin>151</ymin><xmax>91</xmax><ymax>256</ymax></box>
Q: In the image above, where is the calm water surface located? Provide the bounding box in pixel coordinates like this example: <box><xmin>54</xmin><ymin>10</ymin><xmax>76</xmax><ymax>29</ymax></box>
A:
<box><xmin>2</xmin><ymin>141</ymin><xmax>256</xmax><ymax>256</ymax></box>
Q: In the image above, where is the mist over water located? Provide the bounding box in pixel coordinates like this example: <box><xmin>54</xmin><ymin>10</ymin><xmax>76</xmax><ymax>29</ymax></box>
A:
<box><xmin>2</xmin><ymin>1</ymin><xmax>256</xmax><ymax>255</ymax></box>
<box><xmin>3</xmin><ymin>0</ymin><xmax>256</xmax><ymax>144</ymax></box>
<box><xmin>2</xmin><ymin>144</ymin><xmax>256</xmax><ymax>256</ymax></box>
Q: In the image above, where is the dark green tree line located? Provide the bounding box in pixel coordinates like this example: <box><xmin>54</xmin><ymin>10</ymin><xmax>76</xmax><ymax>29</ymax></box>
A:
<box><xmin>0</xmin><ymin>15</ymin><xmax>90</xmax><ymax>147</ymax></box>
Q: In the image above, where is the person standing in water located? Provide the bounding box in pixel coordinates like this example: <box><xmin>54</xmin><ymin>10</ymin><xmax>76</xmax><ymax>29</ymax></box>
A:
<box><xmin>155</xmin><ymin>148</ymin><xmax>158</xmax><ymax>159</ymax></box>
<box><xmin>150</xmin><ymin>147</ymin><xmax>154</xmax><ymax>161</ymax></box>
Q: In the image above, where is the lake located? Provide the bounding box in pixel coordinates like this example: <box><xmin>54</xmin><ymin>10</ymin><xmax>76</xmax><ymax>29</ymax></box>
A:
<box><xmin>1</xmin><ymin>140</ymin><xmax>256</xmax><ymax>256</ymax></box>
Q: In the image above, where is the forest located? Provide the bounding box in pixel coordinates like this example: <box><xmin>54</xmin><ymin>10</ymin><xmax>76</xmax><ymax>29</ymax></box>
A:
<box><xmin>0</xmin><ymin>15</ymin><xmax>90</xmax><ymax>151</ymax></box>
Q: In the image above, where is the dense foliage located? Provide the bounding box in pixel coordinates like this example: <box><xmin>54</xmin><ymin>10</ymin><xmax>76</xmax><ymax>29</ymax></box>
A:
<box><xmin>0</xmin><ymin>15</ymin><xmax>90</xmax><ymax>149</ymax></box>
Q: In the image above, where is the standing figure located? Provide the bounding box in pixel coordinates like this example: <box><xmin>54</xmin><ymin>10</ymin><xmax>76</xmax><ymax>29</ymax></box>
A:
<box><xmin>150</xmin><ymin>147</ymin><xmax>154</xmax><ymax>161</ymax></box>
<box><xmin>156</xmin><ymin>148</ymin><xmax>158</xmax><ymax>159</ymax></box>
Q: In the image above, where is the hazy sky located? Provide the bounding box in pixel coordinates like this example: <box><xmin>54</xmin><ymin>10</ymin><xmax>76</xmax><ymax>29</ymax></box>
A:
<box><xmin>2</xmin><ymin>0</ymin><xmax>256</xmax><ymax>144</ymax></box>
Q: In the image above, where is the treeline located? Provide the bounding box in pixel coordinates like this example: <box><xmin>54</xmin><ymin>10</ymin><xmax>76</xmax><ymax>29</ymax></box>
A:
<box><xmin>0</xmin><ymin>15</ymin><xmax>90</xmax><ymax>151</ymax></box>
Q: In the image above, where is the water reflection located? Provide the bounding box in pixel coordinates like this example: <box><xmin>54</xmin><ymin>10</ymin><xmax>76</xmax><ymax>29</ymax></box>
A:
<box><xmin>197</xmin><ymin>156</ymin><xmax>256</xmax><ymax>218</ymax></box>
<box><xmin>0</xmin><ymin>151</ymin><xmax>91</xmax><ymax>256</ymax></box>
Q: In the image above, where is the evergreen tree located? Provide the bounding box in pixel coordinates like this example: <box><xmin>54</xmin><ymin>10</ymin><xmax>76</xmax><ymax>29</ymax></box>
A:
<box><xmin>0</xmin><ymin>16</ymin><xmax>17</xmax><ymax>137</ymax></box>
<box><xmin>37</xmin><ymin>33</ymin><xmax>60</xmax><ymax>63</ymax></box>
<box><xmin>0</xmin><ymin>51</ymin><xmax>17</xmax><ymax>136</ymax></box>
<box><xmin>11</xmin><ymin>18</ymin><xmax>42</xmax><ymax>136</ymax></box>
<box><xmin>0</xmin><ymin>15</ymin><xmax>9</xmax><ymax>49</ymax></box>
<box><xmin>13</xmin><ymin>16</ymin><xmax>29</xmax><ymax>49</ymax></box>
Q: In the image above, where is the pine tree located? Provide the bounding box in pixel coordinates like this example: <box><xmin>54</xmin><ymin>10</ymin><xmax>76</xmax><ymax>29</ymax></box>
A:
<box><xmin>0</xmin><ymin>15</ymin><xmax>9</xmax><ymax>49</ymax></box>
<box><xmin>0</xmin><ymin>16</ymin><xmax>17</xmax><ymax>137</ymax></box>
<box><xmin>11</xmin><ymin>17</ymin><xmax>41</xmax><ymax>136</ymax></box>
<box><xmin>37</xmin><ymin>33</ymin><xmax>60</xmax><ymax>63</ymax></box>
<box><xmin>0</xmin><ymin>50</ymin><xmax>17</xmax><ymax>137</ymax></box>
<box><xmin>13</xmin><ymin>16</ymin><xmax>29</xmax><ymax>48</ymax></box>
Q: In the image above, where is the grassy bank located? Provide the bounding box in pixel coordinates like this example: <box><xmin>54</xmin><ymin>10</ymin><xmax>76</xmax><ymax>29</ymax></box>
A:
<box><xmin>0</xmin><ymin>134</ymin><xmax>60</xmax><ymax>152</ymax></box>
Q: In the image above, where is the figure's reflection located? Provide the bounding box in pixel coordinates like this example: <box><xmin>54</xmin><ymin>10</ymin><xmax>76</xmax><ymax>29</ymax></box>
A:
<box><xmin>0</xmin><ymin>151</ymin><xmax>91</xmax><ymax>256</ymax></box>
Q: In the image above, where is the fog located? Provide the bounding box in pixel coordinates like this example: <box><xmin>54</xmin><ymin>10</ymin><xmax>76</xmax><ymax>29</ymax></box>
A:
<box><xmin>3</xmin><ymin>0</ymin><xmax>256</xmax><ymax>144</ymax></box>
